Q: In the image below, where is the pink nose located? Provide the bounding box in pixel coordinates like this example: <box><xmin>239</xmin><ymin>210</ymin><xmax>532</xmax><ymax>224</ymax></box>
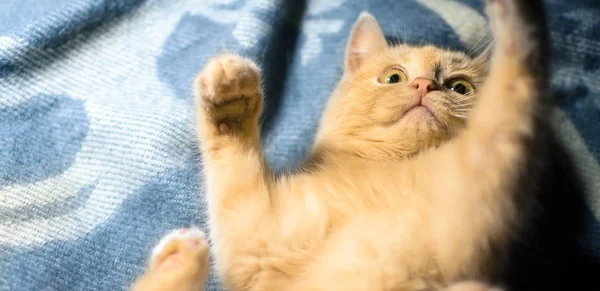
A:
<box><xmin>411</xmin><ymin>77</ymin><xmax>439</xmax><ymax>97</ymax></box>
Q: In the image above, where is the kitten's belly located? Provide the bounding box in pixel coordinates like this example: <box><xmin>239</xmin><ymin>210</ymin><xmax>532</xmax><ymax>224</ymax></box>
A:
<box><xmin>295</xmin><ymin>210</ymin><xmax>443</xmax><ymax>290</ymax></box>
<box><xmin>281</xmin><ymin>169</ymin><xmax>481</xmax><ymax>289</ymax></box>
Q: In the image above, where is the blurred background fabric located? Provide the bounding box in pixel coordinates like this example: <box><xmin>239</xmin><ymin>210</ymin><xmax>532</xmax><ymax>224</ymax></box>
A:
<box><xmin>0</xmin><ymin>0</ymin><xmax>598</xmax><ymax>290</ymax></box>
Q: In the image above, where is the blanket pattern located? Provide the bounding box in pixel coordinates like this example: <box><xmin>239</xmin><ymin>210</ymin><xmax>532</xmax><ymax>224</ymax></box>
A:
<box><xmin>1</xmin><ymin>0</ymin><xmax>599</xmax><ymax>290</ymax></box>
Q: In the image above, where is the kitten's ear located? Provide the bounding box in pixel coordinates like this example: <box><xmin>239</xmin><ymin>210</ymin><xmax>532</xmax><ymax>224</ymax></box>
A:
<box><xmin>345</xmin><ymin>12</ymin><xmax>388</xmax><ymax>74</ymax></box>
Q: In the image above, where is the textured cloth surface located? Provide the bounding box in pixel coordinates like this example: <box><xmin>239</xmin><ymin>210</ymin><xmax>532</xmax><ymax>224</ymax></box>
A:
<box><xmin>0</xmin><ymin>0</ymin><xmax>599</xmax><ymax>290</ymax></box>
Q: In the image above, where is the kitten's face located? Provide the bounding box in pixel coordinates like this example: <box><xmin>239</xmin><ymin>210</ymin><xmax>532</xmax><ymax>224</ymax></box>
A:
<box><xmin>316</xmin><ymin>13</ymin><xmax>488</xmax><ymax>160</ymax></box>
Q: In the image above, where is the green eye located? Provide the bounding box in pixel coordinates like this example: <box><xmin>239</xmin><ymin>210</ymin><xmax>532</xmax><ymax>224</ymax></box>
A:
<box><xmin>378</xmin><ymin>68</ymin><xmax>407</xmax><ymax>84</ymax></box>
<box><xmin>446</xmin><ymin>78</ymin><xmax>473</xmax><ymax>95</ymax></box>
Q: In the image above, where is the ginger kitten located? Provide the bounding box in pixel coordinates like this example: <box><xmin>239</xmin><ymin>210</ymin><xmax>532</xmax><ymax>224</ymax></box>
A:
<box><xmin>133</xmin><ymin>0</ymin><xmax>549</xmax><ymax>290</ymax></box>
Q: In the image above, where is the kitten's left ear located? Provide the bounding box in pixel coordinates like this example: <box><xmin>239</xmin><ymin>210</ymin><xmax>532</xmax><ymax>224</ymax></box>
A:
<box><xmin>345</xmin><ymin>12</ymin><xmax>388</xmax><ymax>74</ymax></box>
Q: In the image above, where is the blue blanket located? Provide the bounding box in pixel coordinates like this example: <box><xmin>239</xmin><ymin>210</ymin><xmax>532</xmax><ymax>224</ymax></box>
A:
<box><xmin>1</xmin><ymin>0</ymin><xmax>599</xmax><ymax>290</ymax></box>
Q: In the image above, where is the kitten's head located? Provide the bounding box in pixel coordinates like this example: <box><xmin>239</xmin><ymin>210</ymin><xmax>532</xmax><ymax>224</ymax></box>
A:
<box><xmin>316</xmin><ymin>12</ymin><xmax>489</xmax><ymax>160</ymax></box>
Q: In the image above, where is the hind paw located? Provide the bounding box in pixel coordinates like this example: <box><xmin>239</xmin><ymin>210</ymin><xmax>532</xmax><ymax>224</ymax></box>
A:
<box><xmin>132</xmin><ymin>228</ymin><xmax>209</xmax><ymax>291</ymax></box>
<box><xmin>149</xmin><ymin>228</ymin><xmax>209</xmax><ymax>272</ymax></box>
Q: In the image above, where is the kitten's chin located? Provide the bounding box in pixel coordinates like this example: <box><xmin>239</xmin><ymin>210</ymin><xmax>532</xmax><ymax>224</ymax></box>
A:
<box><xmin>403</xmin><ymin>105</ymin><xmax>440</xmax><ymax>125</ymax></box>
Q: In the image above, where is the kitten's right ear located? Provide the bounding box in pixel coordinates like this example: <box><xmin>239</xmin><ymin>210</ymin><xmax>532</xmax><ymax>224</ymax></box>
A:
<box><xmin>345</xmin><ymin>12</ymin><xmax>388</xmax><ymax>74</ymax></box>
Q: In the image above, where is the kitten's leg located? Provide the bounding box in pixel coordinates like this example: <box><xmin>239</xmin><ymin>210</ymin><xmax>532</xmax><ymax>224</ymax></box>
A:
<box><xmin>195</xmin><ymin>53</ymin><xmax>269</xmax><ymax>220</ymax></box>
<box><xmin>195</xmin><ymin>54</ymin><xmax>273</xmax><ymax>288</ymax></box>
<box><xmin>132</xmin><ymin>228</ymin><xmax>209</xmax><ymax>291</ymax></box>
<box><xmin>421</xmin><ymin>0</ymin><xmax>549</xmax><ymax>279</ymax></box>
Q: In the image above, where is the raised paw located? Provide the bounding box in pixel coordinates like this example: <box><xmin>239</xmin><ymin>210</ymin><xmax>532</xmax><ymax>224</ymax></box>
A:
<box><xmin>485</xmin><ymin>0</ymin><xmax>548</xmax><ymax>65</ymax></box>
<box><xmin>195</xmin><ymin>54</ymin><xmax>263</xmax><ymax>134</ymax></box>
<box><xmin>132</xmin><ymin>228</ymin><xmax>209</xmax><ymax>291</ymax></box>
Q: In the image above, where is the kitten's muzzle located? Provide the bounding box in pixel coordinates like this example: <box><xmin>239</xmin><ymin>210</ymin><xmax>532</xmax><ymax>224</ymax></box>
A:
<box><xmin>411</xmin><ymin>77</ymin><xmax>440</xmax><ymax>100</ymax></box>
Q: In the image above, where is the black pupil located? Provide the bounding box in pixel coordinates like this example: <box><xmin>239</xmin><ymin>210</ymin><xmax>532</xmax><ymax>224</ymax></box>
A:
<box><xmin>453</xmin><ymin>83</ymin><xmax>467</xmax><ymax>94</ymax></box>
<box><xmin>387</xmin><ymin>74</ymin><xmax>400</xmax><ymax>83</ymax></box>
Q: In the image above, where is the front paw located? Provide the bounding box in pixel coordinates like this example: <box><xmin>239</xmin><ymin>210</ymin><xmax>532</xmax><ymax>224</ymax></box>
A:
<box><xmin>195</xmin><ymin>54</ymin><xmax>263</xmax><ymax>134</ymax></box>
<box><xmin>485</xmin><ymin>0</ymin><xmax>547</xmax><ymax>61</ymax></box>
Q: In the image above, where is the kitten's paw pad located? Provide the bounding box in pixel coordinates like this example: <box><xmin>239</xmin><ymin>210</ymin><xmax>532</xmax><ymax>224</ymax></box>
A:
<box><xmin>198</xmin><ymin>54</ymin><xmax>260</xmax><ymax>105</ymax></box>
<box><xmin>149</xmin><ymin>228</ymin><xmax>209</xmax><ymax>272</ymax></box>
<box><xmin>195</xmin><ymin>54</ymin><xmax>262</xmax><ymax>134</ymax></box>
<box><xmin>195</xmin><ymin>54</ymin><xmax>263</xmax><ymax>132</ymax></box>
